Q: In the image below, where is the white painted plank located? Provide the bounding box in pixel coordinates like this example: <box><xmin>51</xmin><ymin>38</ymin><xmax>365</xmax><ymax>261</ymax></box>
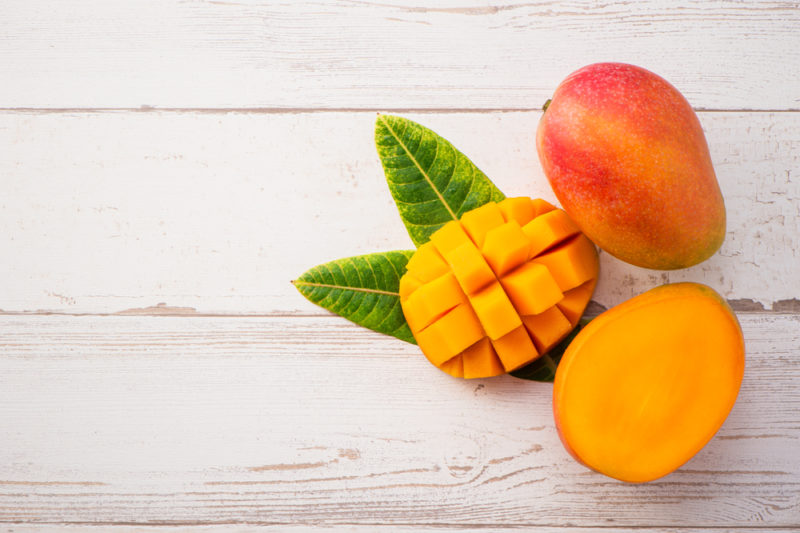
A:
<box><xmin>4</xmin><ymin>522</ymin><xmax>797</xmax><ymax>530</ymax></box>
<box><xmin>1</xmin><ymin>0</ymin><xmax>799</xmax><ymax>110</ymax></box>
<box><xmin>1</xmin><ymin>111</ymin><xmax>798</xmax><ymax>314</ymax></box>
<box><xmin>0</xmin><ymin>314</ymin><xmax>797</xmax><ymax>527</ymax></box>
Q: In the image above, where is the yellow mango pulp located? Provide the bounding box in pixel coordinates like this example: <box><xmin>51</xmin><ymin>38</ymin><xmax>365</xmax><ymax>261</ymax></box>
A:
<box><xmin>400</xmin><ymin>198</ymin><xmax>600</xmax><ymax>378</ymax></box>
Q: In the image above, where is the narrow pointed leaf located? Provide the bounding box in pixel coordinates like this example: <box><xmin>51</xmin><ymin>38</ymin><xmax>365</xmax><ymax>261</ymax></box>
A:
<box><xmin>375</xmin><ymin>115</ymin><xmax>505</xmax><ymax>247</ymax></box>
<box><xmin>293</xmin><ymin>251</ymin><xmax>416</xmax><ymax>344</ymax></box>
<box><xmin>510</xmin><ymin>319</ymin><xmax>591</xmax><ymax>382</ymax></box>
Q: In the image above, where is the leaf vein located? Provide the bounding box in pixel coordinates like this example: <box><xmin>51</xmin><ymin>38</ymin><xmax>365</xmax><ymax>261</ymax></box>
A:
<box><xmin>379</xmin><ymin>115</ymin><xmax>457</xmax><ymax>221</ymax></box>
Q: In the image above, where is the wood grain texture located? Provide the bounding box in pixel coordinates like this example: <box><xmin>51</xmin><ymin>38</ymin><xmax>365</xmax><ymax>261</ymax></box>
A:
<box><xmin>0</xmin><ymin>314</ymin><xmax>797</xmax><ymax>528</ymax></box>
<box><xmin>6</xmin><ymin>522</ymin><xmax>797</xmax><ymax>533</ymax></box>
<box><xmin>0</xmin><ymin>522</ymin><xmax>797</xmax><ymax>533</ymax></box>
<box><xmin>2</xmin><ymin>111</ymin><xmax>797</xmax><ymax>314</ymax></box>
<box><xmin>1</xmin><ymin>0</ymin><xmax>799</xmax><ymax>110</ymax></box>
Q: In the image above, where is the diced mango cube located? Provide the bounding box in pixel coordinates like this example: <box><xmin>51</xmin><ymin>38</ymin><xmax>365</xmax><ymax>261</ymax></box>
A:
<box><xmin>447</xmin><ymin>241</ymin><xmax>496</xmax><ymax>295</ymax></box>
<box><xmin>402</xmin><ymin>272</ymin><xmax>467</xmax><ymax>333</ymax></box>
<box><xmin>439</xmin><ymin>355</ymin><xmax>464</xmax><ymax>378</ymax></box>
<box><xmin>532</xmin><ymin>235</ymin><xmax>598</xmax><ymax>292</ymax></box>
<box><xmin>405</xmin><ymin>241</ymin><xmax>449</xmax><ymax>282</ymax></box>
<box><xmin>398</xmin><ymin>273</ymin><xmax>424</xmax><ymax>301</ymax></box>
<box><xmin>523</xmin><ymin>209</ymin><xmax>581</xmax><ymax>258</ymax></box>
<box><xmin>460</xmin><ymin>338</ymin><xmax>505</xmax><ymax>379</ymax></box>
<box><xmin>500</xmin><ymin>261</ymin><xmax>564</xmax><ymax>316</ymax></box>
<box><xmin>522</xmin><ymin>306</ymin><xmax>573</xmax><ymax>353</ymax></box>
<box><xmin>491</xmin><ymin>326</ymin><xmax>539</xmax><ymax>371</ymax></box>
<box><xmin>460</xmin><ymin>202</ymin><xmax>505</xmax><ymax>248</ymax></box>
<box><xmin>498</xmin><ymin>197</ymin><xmax>535</xmax><ymax>226</ymax></box>
<box><xmin>415</xmin><ymin>304</ymin><xmax>485</xmax><ymax>366</ymax></box>
<box><xmin>531</xmin><ymin>198</ymin><xmax>557</xmax><ymax>218</ymax></box>
<box><xmin>431</xmin><ymin>220</ymin><xmax>473</xmax><ymax>259</ymax></box>
<box><xmin>469</xmin><ymin>281</ymin><xmax>522</xmax><ymax>340</ymax></box>
<box><xmin>482</xmin><ymin>221</ymin><xmax>531</xmax><ymax>277</ymax></box>
<box><xmin>557</xmin><ymin>278</ymin><xmax>598</xmax><ymax>326</ymax></box>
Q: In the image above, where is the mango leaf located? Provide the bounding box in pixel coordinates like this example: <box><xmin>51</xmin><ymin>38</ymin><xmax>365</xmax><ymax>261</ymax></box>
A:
<box><xmin>375</xmin><ymin>115</ymin><xmax>506</xmax><ymax>247</ymax></box>
<box><xmin>293</xmin><ymin>251</ymin><xmax>416</xmax><ymax>344</ymax></box>
<box><xmin>510</xmin><ymin>319</ymin><xmax>591</xmax><ymax>382</ymax></box>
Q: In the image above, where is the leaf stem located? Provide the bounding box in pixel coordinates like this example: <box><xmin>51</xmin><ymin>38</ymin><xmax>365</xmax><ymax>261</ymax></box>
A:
<box><xmin>292</xmin><ymin>280</ymin><xmax>399</xmax><ymax>297</ymax></box>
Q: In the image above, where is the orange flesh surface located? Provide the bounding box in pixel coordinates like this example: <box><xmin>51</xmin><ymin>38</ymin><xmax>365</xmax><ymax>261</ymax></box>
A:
<box><xmin>401</xmin><ymin>198</ymin><xmax>599</xmax><ymax>378</ymax></box>
<box><xmin>553</xmin><ymin>283</ymin><xmax>745</xmax><ymax>482</ymax></box>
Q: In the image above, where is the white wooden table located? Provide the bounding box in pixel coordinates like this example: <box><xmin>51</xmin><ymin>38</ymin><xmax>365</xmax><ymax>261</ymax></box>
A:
<box><xmin>2</xmin><ymin>1</ymin><xmax>799</xmax><ymax>531</ymax></box>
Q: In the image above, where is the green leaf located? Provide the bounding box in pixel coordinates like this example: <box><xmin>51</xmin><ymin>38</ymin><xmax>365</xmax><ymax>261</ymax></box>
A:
<box><xmin>293</xmin><ymin>251</ymin><xmax>416</xmax><ymax>344</ymax></box>
<box><xmin>510</xmin><ymin>319</ymin><xmax>591</xmax><ymax>382</ymax></box>
<box><xmin>375</xmin><ymin>115</ymin><xmax>506</xmax><ymax>247</ymax></box>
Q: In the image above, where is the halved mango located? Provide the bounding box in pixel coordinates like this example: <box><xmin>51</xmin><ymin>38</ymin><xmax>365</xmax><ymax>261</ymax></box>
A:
<box><xmin>400</xmin><ymin>198</ymin><xmax>599</xmax><ymax>379</ymax></box>
<box><xmin>553</xmin><ymin>283</ymin><xmax>745</xmax><ymax>483</ymax></box>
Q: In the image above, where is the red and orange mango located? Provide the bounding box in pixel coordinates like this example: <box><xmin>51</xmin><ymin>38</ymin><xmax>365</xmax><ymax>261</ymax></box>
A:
<box><xmin>536</xmin><ymin>63</ymin><xmax>726</xmax><ymax>270</ymax></box>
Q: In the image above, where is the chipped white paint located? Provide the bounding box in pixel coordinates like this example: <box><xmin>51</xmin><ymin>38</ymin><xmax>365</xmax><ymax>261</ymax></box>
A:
<box><xmin>1</xmin><ymin>1</ymin><xmax>799</xmax><ymax>110</ymax></box>
<box><xmin>0</xmin><ymin>314</ymin><xmax>797</xmax><ymax>527</ymax></box>
<box><xmin>1</xmin><ymin>111</ymin><xmax>798</xmax><ymax>314</ymax></box>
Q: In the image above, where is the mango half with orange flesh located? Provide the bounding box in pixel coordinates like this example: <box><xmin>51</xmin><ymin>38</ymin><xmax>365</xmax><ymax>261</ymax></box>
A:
<box><xmin>400</xmin><ymin>197</ymin><xmax>599</xmax><ymax>379</ymax></box>
<box><xmin>553</xmin><ymin>282</ymin><xmax>745</xmax><ymax>483</ymax></box>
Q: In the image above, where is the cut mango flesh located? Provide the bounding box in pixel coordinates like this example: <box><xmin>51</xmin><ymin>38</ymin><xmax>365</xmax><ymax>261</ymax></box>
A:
<box><xmin>500</xmin><ymin>262</ymin><xmax>563</xmax><ymax>316</ymax></box>
<box><xmin>532</xmin><ymin>235</ymin><xmax>599</xmax><ymax>292</ymax></box>
<box><xmin>460</xmin><ymin>202</ymin><xmax>505</xmax><ymax>248</ymax></box>
<box><xmin>523</xmin><ymin>209</ymin><xmax>581</xmax><ymax>258</ymax></box>
<box><xmin>415</xmin><ymin>303</ymin><xmax>484</xmax><ymax>367</ymax></box>
<box><xmin>553</xmin><ymin>283</ymin><xmax>745</xmax><ymax>483</ymax></box>
<box><xmin>491</xmin><ymin>326</ymin><xmax>538</xmax><ymax>371</ymax></box>
<box><xmin>522</xmin><ymin>306</ymin><xmax>573</xmax><ymax>353</ymax></box>
<box><xmin>558</xmin><ymin>278</ymin><xmax>598</xmax><ymax>326</ymax></box>
<box><xmin>498</xmin><ymin>196</ymin><xmax>536</xmax><ymax>226</ymax></box>
<box><xmin>469</xmin><ymin>281</ymin><xmax>522</xmax><ymax>340</ymax></box>
<box><xmin>431</xmin><ymin>220</ymin><xmax>473</xmax><ymax>258</ymax></box>
<box><xmin>402</xmin><ymin>272</ymin><xmax>467</xmax><ymax>333</ymax></box>
<box><xmin>460</xmin><ymin>338</ymin><xmax>505</xmax><ymax>379</ymax></box>
<box><xmin>405</xmin><ymin>242</ymin><xmax>449</xmax><ymax>282</ymax></box>
<box><xmin>401</xmin><ymin>198</ymin><xmax>599</xmax><ymax>378</ymax></box>
<box><xmin>446</xmin><ymin>241</ymin><xmax>496</xmax><ymax>295</ymax></box>
<box><xmin>438</xmin><ymin>354</ymin><xmax>464</xmax><ymax>378</ymax></box>
<box><xmin>482</xmin><ymin>221</ymin><xmax>531</xmax><ymax>277</ymax></box>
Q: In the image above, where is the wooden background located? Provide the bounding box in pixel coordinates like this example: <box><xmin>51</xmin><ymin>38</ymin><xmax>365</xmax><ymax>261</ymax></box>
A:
<box><xmin>1</xmin><ymin>1</ymin><xmax>799</xmax><ymax>531</ymax></box>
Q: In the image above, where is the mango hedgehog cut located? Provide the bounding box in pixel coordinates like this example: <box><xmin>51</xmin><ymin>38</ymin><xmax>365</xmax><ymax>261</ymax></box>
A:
<box><xmin>400</xmin><ymin>198</ymin><xmax>599</xmax><ymax>379</ymax></box>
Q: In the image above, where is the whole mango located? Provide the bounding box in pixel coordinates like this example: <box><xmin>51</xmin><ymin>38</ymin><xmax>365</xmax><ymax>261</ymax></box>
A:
<box><xmin>536</xmin><ymin>63</ymin><xmax>725</xmax><ymax>270</ymax></box>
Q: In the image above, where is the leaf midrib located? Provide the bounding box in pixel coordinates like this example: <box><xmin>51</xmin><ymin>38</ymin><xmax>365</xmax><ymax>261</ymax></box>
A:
<box><xmin>292</xmin><ymin>280</ymin><xmax>399</xmax><ymax>297</ymax></box>
<box><xmin>378</xmin><ymin>115</ymin><xmax>457</xmax><ymax>220</ymax></box>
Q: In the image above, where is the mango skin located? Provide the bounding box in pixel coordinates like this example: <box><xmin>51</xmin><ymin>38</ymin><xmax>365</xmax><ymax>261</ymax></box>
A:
<box><xmin>536</xmin><ymin>63</ymin><xmax>726</xmax><ymax>270</ymax></box>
